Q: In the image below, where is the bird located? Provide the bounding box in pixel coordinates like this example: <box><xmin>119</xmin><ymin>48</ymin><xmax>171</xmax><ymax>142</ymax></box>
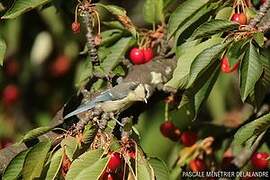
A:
<box><xmin>64</xmin><ymin>82</ymin><xmax>152</xmax><ymax>119</ymax></box>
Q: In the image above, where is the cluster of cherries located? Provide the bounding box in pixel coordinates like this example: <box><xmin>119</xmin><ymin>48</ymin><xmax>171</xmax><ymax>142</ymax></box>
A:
<box><xmin>160</xmin><ymin>121</ymin><xmax>197</xmax><ymax>147</ymax></box>
<box><xmin>220</xmin><ymin>3</ymin><xmax>248</xmax><ymax>74</ymax></box>
<box><xmin>128</xmin><ymin>47</ymin><xmax>154</xmax><ymax>65</ymax></box>
<box><xmin>160</xmin><ymin>121</ymin><xmax>205</xmax><ymax>172</ymax></box>
<box><xmin>220</xmin><ymin>0</ymin><xmax>267</xmax><ymax>74</ymax></box>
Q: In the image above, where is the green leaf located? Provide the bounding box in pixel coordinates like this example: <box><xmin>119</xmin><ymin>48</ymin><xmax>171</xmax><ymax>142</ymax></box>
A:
<box><xmin>253</xmin><ymin>54</ymin><xmax>270</xmax><ymax>108</ymax></box>
<box><xmin>0</xmin><ymin>37</ymin><xmax>7</xmax><ymax>65</ymax></box>
<box><xmin>191</xmin><ymin>19</ymin><xmax>238</xmax><ymax>40</ymax></box>
<box><xmin>253</xmin><ymin>32</ymin><xmax>265</xmax><ymax>48</ymax></box>
<box><xmin>45</xmin><ymin>148</ymin><xmax>64</xmax><ymax>180</ymax></box>
<box><xmin>96</xmin><ymin>4</ymin><xmax>137</xmax><ymax>38</ymax></box>
<box><xmin>192</xmin><ymin>61</ymin><xmax>220</xmax><ymax>114</ymax></box>
<box><xmin>240</xmin><ymin>41</ymin><xmax>263</xmax><ymax>101</ymax></box>
<box><xmin>143</xmin><ymin>0</ymin><xmax>164</xmax><ymax>24</ymax></box>
<box><xmin>165</xmin><ymin>37</ymin><xmax>222</xmax><ymax>89</ymax></box>
<box><xmin>137</xmin><ymin>148</ymin><xmax>154</xmax><ymax>180</ymax></box>
<box><xmin>225</xmin><ymin>39</ymin><xmax>248</xmax><ymax>66</ymax></box>
<box><xmin>177</xmin><ymin>61</ymin><xmax>220</xmax><ymax>120</ymax></box>
<box><xmin>20</xmin><ymin>126</ymin><xmax>52</xmax><ymax>143</ymax></box>
<box><xmin>233</xmin><ymin>113</ymin><xmax>270</xmax><ymax>149</ymax></box>
<box><xmin>2</xmin><ymin>0</ymin><xmax>50</xmax><ymax>19</ymax></box>
<box><xmin>101</xmin><ymin>37</ymin><xmax>135</xmax><ymax>73</ymax></box>
<box><xmin>3</xmin><ymin>150</ymin><xmax>29</xmax><ymax>180</ymax></box>
<box><xmin>100</xmin><ymin>29</ymin><xmax>123</xmax><ymax>47</ymax></box>
<box><xmin>74</xmin><ymin>157</ymin><xmax>109</xmax><ymax>180</ymax></box>
<box><xmin>61</xmin><ymin>136</ymin><xmax>78</xmax><ymax>161</ymax></box>
<box><xmin>167</xmin><ymin>0</ymin><xmax>209</xmax><ymax>38</ymax></box>
<box><xmin>149</xmin><ymin>158</ymin><xmax>170</xmax><ymax>180</ymax></box>
<box><xmin>22</xmin><ymin>140</ymin><xmax>51</xmax><ymax>180</ymax></box>
<box><xmin>172</xmin><ymin>2</ymin><xmax>218</xmax><ymax>48</ymax></box>
<box><xmin>187</xmin><ymin>41</ymin><xmax>229</xmax><ymax>88</ymax></box>
<box><xmin>215</xmin><ymin>7</ymin><xmax>233</xmax><ymax>20</ymax></box>
<box><xmin>82</xmin><ymin>123</ymin><xmax>98</xmax><ymax>144</ymax></box>
<box><xmin>66</xmin><ymin>149</ymin><xmax>104</xmax><ymax>180</ymax></box>
<box><xmin>74</xmin><ymin>58</ymin><xmax>93</xmax><ymax>88</ymax></box>
<box><xmin>103</xmin><ymin>21</ymin><xmax>126</xmax><ymax>30</ymax></box>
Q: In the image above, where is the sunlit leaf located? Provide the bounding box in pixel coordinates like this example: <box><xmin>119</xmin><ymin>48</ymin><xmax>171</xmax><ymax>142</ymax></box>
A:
<box><xmin>187</xmin><ymin>41</ymin><xmax>229</xmax><ymax>88</ymax></box>
<box><xmin>74</xmin><ymin>57</ymin><xmax>93</xmax><ymax>88</ymax></box>
<box><xmin>137</xmin><ymin>148</ymin><xmax>154</xmax><ymax>180</ymax></box>
<box><xmin>66</xmin><ymin>149</ymin><xmax>104</xmax><ymax>180</ymax></box>
<box><xmin>2</xmin><ymin>0</ymin><xmax>50</xmax><ymax>19</ymax></box>
<box><xmin>165</xmin><ymin>37</ymin><xmax>222</xmax><ymax>89</ymax></box>
<box><xmin>0</xmin><ymin>37</ymin><xmax>7</xmax><ymax>65</ymax></box>
<box><xmin>96</xmin><ymin>4</ymin><xmax>137</xmax><ymax>38</ymax></box>
<box><xmin>74</xmin><ymin>157</ymin><xmax>109</xmax><ymax>180</ymax></box>
<box><xmin>233</xmin><ymin>113</ymin><xmax>270</xmax><ymax>150</ymax></box>
<box><xmin>143</xmin><ymin>0</ymin><xmax>164</xmax><ymax>24</ymax></box>
<box><xmin>3</xmin><ymin>150</ymin><xmax>29</xmax><ymax>180</ymax></box>
<box><xmin>100</xmin><ymin>29</ymin><xmax>123</xmax><ymax>47</ymax></box>
<box><xmin>191</xmin><ymin>19</ymin><xmax>238</xmax><ymax>40</ymax></box>
<box><xmin>167</xmin><ymin>0</ymin><xmax>209</xmax><ymax>38</ymax></box>
<box><xmin>45</xmin><ymin>148</ymin><xmax>64</xmax><ymax>180</ymax></box>
<box><xmin>82</xmin><ymin>123</ymin><xmax>98</xmax><ymax>144</ymax></box>
<box><xmin>215</xmin><ymin>7</ymin><xmax>233</xmax><ymax>20</ymax></box>
<box><xmin>240</xmin><ymin>41</ymin><xmax>263</xmax><ymax>101</ymax></box>
<box><xmin>61</xmin><ymin>136</ymin><xmax>78</xmax><ymax>161</ymax></box>
<box><xmin>20</xmin><ymin>126</ymin><xmax>52</xmax><ymax>143</ymax></box>
<box><xmin>101</xmin><ymin>37</ymin><xmax>135</xmax><ymax>73</ymax></box>
<box><xmin>22</xmin><ymin>140</ymin><xmax>51</xmax><ymax>180</ymax></box>
<box><xmin>149</xmin><ymin>158</ymin><xmax>170</xmax><ymax>180</ymax></box>
<box><xmin>253</xmin><ymin>32</ymin><xmax>265</xmax><ymax>48</ymax></box>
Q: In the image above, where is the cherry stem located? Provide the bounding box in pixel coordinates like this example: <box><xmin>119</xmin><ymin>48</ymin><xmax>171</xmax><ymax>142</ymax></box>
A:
<box><xmin>75</xmin><ymin>4</ymin><xmax>80</xmax><ymax>22</ymax></box>
<box><xmin>165</xmin><ymin>103</ymin><xmax>169</xmax><ymax>121</ymax></box>
<box><xmin>93</xmin><ymin>10</ymin><xmax>101</xmax><ymax>35</ymax></box>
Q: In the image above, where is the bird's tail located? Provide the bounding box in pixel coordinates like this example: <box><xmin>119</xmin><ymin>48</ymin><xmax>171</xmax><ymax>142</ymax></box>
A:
<box><xmin>64</xmin><ymin>101</ymin><xmax>96</xmax><ymax>119</ymax></box>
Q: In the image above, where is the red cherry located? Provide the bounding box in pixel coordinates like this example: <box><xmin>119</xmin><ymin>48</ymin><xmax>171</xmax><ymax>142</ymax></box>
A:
<box><xmin>71</xmin><ymin>22</ymin><xmax>80</xmax><ymax>33</ymax></box>
<box><xmin>180</xmin><ymin>131</ymin><xmax>197</xmax><ymax>147</ymax></box>
<box><xmin>129</xmin><ymin>48</ymin><xmax>145</xmax><ymax>65</ymax></box>
<box><xmin>251</xmin><ymin>152</ymin><xmax>269</xmax><ymax>170</ymax></box>
<box><xmin>2</xmin><ymin>84</ymin><xmax>20</xmax><ymax>106</ymax></box>
<box><xmin>221</xmin><ymin>56</ymin><xmax>231</xmax><ymax>73</ymax></box>
<box><xmin>160</xmin><ymin>121</ymin><xmax>176</xmax><ymax>138</ymax></box>
<box><xmin>142</xmin><ymin>48</ymin><xmax>154</xmax><ymax>63</ymax></box>
<box><xmin>108</xmin><ymin>152</ymin><xmax>122</xmax><ymax>172</ymax></box>
<box><xmin>231</xmin><ymin>13</ymin><xmax>247</xmax><ymax>25</ymax></box>
<box><xmin>221</xmin><ymin>56</ymin><xmax>239</xmax><ymax>73</ymax></box>
<box><xmin>189</xmin><ymin>158</ymin><xmax>206</xmax><ymax>172</ymax></box>
<box><xmin>51</xmin><ymin>55</ymin><xmax>71</xmax><ymax>77</ymax></box>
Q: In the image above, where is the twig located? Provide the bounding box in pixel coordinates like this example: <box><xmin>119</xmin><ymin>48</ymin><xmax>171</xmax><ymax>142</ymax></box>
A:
<box><xmin>81</xmin><ymin>10</ymin><xmax>99</xmax><ymax>65</ymax></box>
<box><xmin>249</xmin><ymin>0</ymin><xmax>270</xmax><ymax>29</ymax></box>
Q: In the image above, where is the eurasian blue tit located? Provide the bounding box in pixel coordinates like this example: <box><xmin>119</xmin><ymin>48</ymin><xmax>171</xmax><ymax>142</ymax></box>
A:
<box><xmin>64</xmin><ymin>82</ymin><xmax>152</xmax><ymax>119</ymax></box>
